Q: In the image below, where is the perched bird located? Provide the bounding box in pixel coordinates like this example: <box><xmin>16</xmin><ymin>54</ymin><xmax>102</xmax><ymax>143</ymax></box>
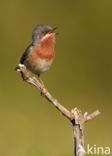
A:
<box><xmin>18</xmin><ymin>24</ymin><xmax>57</xmax><ymax>77</ymax></box>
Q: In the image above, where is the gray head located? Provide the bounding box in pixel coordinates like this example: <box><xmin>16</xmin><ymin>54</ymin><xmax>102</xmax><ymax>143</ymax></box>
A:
<box><xmin>32</xmin><ymin>24</ymin><xmax>57</xmax><ymax>44</ymax></box>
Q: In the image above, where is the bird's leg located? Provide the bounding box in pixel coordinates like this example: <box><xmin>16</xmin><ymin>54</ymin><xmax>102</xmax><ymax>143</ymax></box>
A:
<box><xmin>37</xmin><ymin>74</ymin><xmax>45</xmax><ymax>88</ymax></box>
<box><xmin>37</xmin><ymin>74</ymin><xmax>48</xmax><ymax>96</ymax></box>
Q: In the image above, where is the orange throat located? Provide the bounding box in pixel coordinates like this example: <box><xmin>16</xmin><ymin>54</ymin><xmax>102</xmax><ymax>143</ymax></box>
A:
<box><xmin>35</xmin><ymin>33</ymin><xmax>56</xmax><ymax>60</ymax></box>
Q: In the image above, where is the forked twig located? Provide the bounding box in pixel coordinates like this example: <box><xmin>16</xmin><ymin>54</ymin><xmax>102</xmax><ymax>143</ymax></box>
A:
<box><xmin>16</xmin><ymin>64</ymin><xmax>101</xmax><ymax>156</ymax></box>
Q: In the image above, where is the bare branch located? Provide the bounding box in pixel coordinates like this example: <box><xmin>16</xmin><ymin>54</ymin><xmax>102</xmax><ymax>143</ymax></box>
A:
<box><xmin>16</xmin><ymin>64</ymin><xmax>101</xmax><ymax>156</ymax></box>
<box><xmin>84</xmin><ymin>110</ymin><xmax>101</xmax><ymax>122</ymax></box>
<box><xmin>16</xmin><ymin>64</ymin><xmax>73</xmax><ymax>121</ymax></box>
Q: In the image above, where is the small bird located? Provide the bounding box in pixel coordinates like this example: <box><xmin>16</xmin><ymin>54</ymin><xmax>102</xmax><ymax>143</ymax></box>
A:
<box><xmin>18</xmin><ymin>24</ymin><xmax>57</xmax><ymax>79</ymax></box>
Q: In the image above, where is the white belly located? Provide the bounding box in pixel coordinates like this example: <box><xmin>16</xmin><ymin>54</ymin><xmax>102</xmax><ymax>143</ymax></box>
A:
<box><xmin>36</xmin><ymin>58</ymin><xmax>53</xmax><ymax>72</ymax></box>
<box><xmin>25</xmin><ymin>58</ymin><xmax>53</xmax><ymax>75</ymax></box>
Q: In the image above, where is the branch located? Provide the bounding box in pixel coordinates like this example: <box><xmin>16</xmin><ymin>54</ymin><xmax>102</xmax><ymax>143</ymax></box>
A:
<box><xmin>84</xmin><ymin>110</ymin><xmax>101</xmax><ymax>122</ymax></box>
<box><xmin>16</xmin><ymin>64</ymin><xmax>101</xmax><ymax>156</ymax></box>
<box><xmin>16</xmin><ymin>64</ymin><xmax>73</xmax><ymax>121</ymax></box>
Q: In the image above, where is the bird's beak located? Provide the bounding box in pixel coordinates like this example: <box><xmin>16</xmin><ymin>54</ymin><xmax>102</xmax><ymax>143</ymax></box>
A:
<box><xmin>49</xmin><ymin>27</ymin><xmax>57</xmax><ymax>34</ymax></box>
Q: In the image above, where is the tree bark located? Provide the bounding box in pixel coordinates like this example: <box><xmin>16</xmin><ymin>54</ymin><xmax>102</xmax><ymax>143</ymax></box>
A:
<box><xmin>16</xmin><ymin>64</ymin><xmax>100</xmax><ymax>156</ymax></box>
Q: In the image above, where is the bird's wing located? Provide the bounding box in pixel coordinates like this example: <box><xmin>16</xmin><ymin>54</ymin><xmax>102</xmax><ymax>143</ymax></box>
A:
<box><xmin>20</xmin><ymin>43</ymin><xmax>33</xmax><ymax>64</ymax></box>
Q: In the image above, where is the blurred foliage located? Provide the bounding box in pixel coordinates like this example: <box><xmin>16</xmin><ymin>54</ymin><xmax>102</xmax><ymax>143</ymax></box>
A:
<box><xmin>0</xmin><ymin>0</ymin><xmax>112</xmax><ymax>156</ymax></box>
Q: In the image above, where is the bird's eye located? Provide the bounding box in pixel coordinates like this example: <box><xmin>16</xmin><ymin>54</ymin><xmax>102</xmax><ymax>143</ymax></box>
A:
<box><xmin>45</xmin><ymin>30</ymin><xmax>51</xmax><ymax>35</ymax></box>
<box><xmin>42</xmin><ymin>31</ymin><xmax>46</xmax><ymax>35</ymax></box>
<box><xmin>45</xmin><ymin>31</ymin><xmax>49</xmax><ymax>34</ymax></box>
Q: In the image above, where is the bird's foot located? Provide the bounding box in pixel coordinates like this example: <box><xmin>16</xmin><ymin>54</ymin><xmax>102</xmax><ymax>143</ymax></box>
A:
<box><xmin>37</xmin><ymin>77</ymin><xmax>48</xmax><ymax>96</ymax></box>
<box><xmin>38</xmin><ymin>77</ymin><xmax>45</xmax><ymax>87</ymax></box>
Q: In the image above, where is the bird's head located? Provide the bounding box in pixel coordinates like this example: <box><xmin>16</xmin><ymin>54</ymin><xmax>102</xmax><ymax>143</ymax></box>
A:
<box><xmin>32</xmin><ymin>24</ymin><xmax>57</xmax><ymax>45</ymax></box>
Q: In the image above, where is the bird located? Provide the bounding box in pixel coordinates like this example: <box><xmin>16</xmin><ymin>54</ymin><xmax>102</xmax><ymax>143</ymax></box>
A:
<box><xmin>17</xmin><ymin>24</ymin><xmax>57</xmax><ymax>81</ymax></box>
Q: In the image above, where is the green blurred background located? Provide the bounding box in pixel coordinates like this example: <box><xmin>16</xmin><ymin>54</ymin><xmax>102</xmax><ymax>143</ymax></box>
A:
<box><xmin>0</xmin><ymin>0</ymin><xmax>112</xmax><ymax>156</ymax></box>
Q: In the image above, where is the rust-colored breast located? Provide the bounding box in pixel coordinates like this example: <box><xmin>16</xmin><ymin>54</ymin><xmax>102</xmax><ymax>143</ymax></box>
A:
<box><xmin>27</xmin><ymin>34</ymin><xmax>55</xmax><ymax>70</ymax></box>
<box><xmin>35</xmin><ymin>34</ymin><xmax>55</xmax><ymax>60</ymax></box>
